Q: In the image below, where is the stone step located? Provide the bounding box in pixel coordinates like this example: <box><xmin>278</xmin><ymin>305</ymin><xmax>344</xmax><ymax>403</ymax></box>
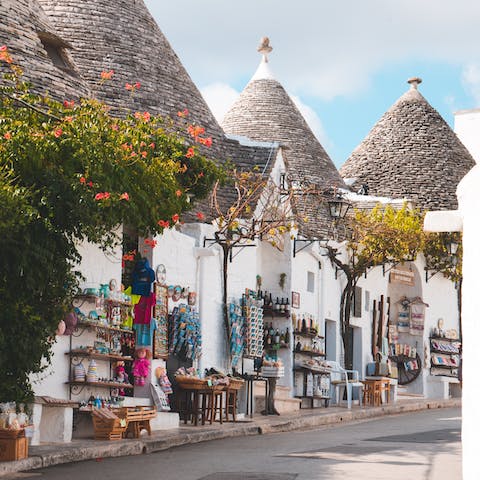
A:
<box><xmin>254</xmin><ymin>395</ymin><xmax>301</xmax><ymax>414</ymax></box>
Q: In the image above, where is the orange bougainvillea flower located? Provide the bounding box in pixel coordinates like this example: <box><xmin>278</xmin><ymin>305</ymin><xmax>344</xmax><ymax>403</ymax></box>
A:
<box><xmin>198</xmin><ymin>171</ymin><xmax>204</xmax><ymax>178</ymax></box>
<box><xmin>144</xmin><ymin>238</ymin><xmax>157</xmax><ymax>248</ymax></box>
<box><xmin>119</xmin><ymin>192</ymin><xmax>130</xmax><ymax>201</ymax></box>
<box><xmin>53</xmin><ymin>128</ymin><xmax>63</xmax><ymax>138</ymax></box>
<box><xmin>172</xmin><ymin>213</ymin><xmax>180</xmax><ymax>223</ymax></box>
<box><xmin>175</xmin><ymin>190</ymin><xmax>182</xmax><ymax>197</ymax></box>
<box><xmin>149</xmin><ymin>142</ymin><xmax>155</xmax><ymax>149</ymax></box>
<box><xmin>0</xmin><ymin>46</ymin><xmax>6</xmax><ymax>51</ymax></box>
<box><xmin>63</xmin><ymin>100</ymin><xmax>74</xmax><ymax>109</ymax></box>
<box><xmin>177</xmin><ymin>108</ymin><xmax>189</xmax><ymax>117</ymax></box>
<box><xmin>95</xmin><ymin>192</ymin><xmax>111</xmax><ymax>201</ymax></box>
<box><xmin>111</xmin><ymin>123</ymin><xmax>119</xmax><ymax>131</ymax></box>
<box><xmin>80</xmin><ymin>176</ymin><xmax>86</xmax><ymax>184</ymax></box>
<box><xmin>101</xmin><ymin>70</ymin><xmax>114</xmax><ymax>80</ymax></box>
<box><xmin>125</xmin><ymin>83</ymin><xmax>133</xmax><ymax>91</ymax></box>
<box><xmin>87</xmin><ymin>181</ymin><xmax>93</xmax><ymax>188</ymax></box>
<box><xmin>142</xmin><ymin>111</ymin><xmax>151</xmax><ymax>122</ymax></box>
<box><xmin>185</xmin><ymin>147</ymin><xmax>195</xmax><ymax>159</ymax></box>
<box><xmin>157</xmin><ymin>220</ymin><xmax>170</xmax><ymax>228</ymax></box>
<box><xmin>134</xmin><ymin>82</ymin><xmax>141</xmax><ymax>89</ymax></box>
<box><xmin>130</xmin><ymin>151</ymin><xmax>137</xmax><ymax>157</ymax></box>
<box><xmin>64</xmin><ymin>116</ymin><xmax>73</xmax><ymax>123</ymax></box>
<box><xmin>196</xmin><ymin>212</ymin><xmax>205</xmax><ymax>221</ymax></box>
<box><xmin>0</xmin><ymin>45</ymin><xmax>12</xmax><ymax>64</ymax></box>
<box><xmin>198</xmin><ymin>137</ymin><xmax>213</xmax><ymax>147</ymax></box>
<box><xmin>3</xmin><ymin>132</ymin><xmax>12</xmax><ymax>140</ymax></box>
<box><xmin>141</xmin><ymin>151</ymin><xmax>147</xmax><ymax>158</ymax></box>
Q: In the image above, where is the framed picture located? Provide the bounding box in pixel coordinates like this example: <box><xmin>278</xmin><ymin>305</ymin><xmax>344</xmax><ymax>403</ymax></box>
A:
<box><xmin>291</xmin><ymin>291</ymin><xmax>300</xmax><ymax>309</ymax></box>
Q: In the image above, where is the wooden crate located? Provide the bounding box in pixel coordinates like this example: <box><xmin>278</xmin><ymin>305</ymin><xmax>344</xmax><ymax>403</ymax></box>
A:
<box><xmin>91</xmin><ymin>409</ymin><xmax>127</xmax><ymax>441</ymax></box>
<box><xmin>0</xmin><ymin>436</ymin><xmax>28</xmax><ymax>461</ymax></box>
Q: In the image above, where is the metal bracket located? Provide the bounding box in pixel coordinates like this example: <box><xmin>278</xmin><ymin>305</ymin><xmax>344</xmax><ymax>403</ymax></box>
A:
<box><xmin>203</xmin><ymin>238</ymin><xmax>256</xmax><ymax>263</ymax></box>
<box><xmin>293</xmin><ymin>238</ymin><xmax>325</xmax><ymax>257</ymax></box>
<box><xmin>425</xmin><ymin>268</ymin><xmax>440</xmax><ymax>283</ymax></box>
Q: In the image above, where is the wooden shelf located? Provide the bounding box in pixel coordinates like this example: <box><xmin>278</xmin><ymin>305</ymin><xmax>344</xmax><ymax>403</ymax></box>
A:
<box><xmin>294</xmin><ymin>330</ymin><xmax>324</xmax><ymax>339</ymax></box>
<box><xmin>67</xmin><ymin>350</ymin><xmax>133</xmax><ymax>362</ymax></box>
<box><xmin>294</xmin><ymin>350</ymin><xmax>325</xmax><ymax>357</ymax></box>
<box><xmin>77</xmin><ymin>320</ymin><xmax>133</xmax><ymax>334</ymax></box>
<box><xmin>262</xmin><ymin>308</ymin><xmax>290</xmax><ymax>318</ymax></box>
<box><xmin>430</xmin><ymin>348</ymin><xmax>459</xmax><ymax>355</ymax></box>
<box><xmin>294</xmin><ymin>366</ymin><xmax>330</xmax><ymax>374</ymax></box>
<box><xmin>67</xmin><ymin>380</ymin><xmax>134</xmax><ymax>389</ymax></box>
<box><xmin>429</xmin><ymin>336</ymin><xmax>461</xmax><ymax>342</ymax></box>
<box><xmin>74</xmin><ymin>294</ymin><xmax>132</xmax><ymax>307</ymax></box>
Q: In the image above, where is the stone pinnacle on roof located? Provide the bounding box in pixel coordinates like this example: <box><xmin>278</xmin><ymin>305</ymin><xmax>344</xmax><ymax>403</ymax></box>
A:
<box><xmin>257</xmin><ymin>37</ymin><xmax>273</xmax><ymax>62</ymax></box>
<box><xmin>340</xmin><ymin>77</ymin><xmax>475</xmax><ymax>211</ymax></box>
<box><xmin>222</xmin><ymin>38</ymin><xmax>344</xmax><ymax>236</ymax></box>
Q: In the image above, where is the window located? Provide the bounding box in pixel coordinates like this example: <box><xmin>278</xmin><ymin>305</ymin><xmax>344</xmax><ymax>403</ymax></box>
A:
<box><xmin>38</xmin><ymin>33</ymin><xmax>72</xmax><ymax>70</ymax></box>
<box><xmin>307</xmin><ymin>271</ymin><xmax>315</xmax><ymax>293</ymax></box>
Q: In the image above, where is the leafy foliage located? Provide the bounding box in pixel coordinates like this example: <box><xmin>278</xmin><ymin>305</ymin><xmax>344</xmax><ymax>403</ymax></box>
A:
<box><xmin>0</xmin><ymin>48</ymin><xmax>222</xmax><ymax>402</ymax></box>
<box><xmin>424</xmin><ymin>232</ymin><xmax>462</xmax><ymax>283</ymax></box>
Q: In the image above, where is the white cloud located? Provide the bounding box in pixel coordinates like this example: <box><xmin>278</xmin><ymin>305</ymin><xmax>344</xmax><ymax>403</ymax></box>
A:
<box><xmin>291</xmin><ymin>95</ymin><xmax>332</xmax><ymax>149</ymax></box>
<box><xmin>145</xmin><ymin>0</ymin><xmax>480</xmax><ymax>101</ymax></box>
<box><xmin>462</xmin><ymin>63</ymin><xmax>480</xmax><ymax>107</ymax></box>
<box><xmin>200</xmin><ymin>83</ymin><xmax>239</xmax><ymax>123</ymax></box>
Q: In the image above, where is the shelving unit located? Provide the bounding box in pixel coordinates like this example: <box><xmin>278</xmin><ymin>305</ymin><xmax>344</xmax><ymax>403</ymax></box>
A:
<box><xmin>429</xmin><ymin>336</ymin><xmax>461</xmax><ymax>378</ymax></box>
<box><xmin>293</xmin><ymin>331</ymin><xmax>329</xmax><ymax>408</ymax></box>
<box><xmin>67</xmin><ymin>296</ymin><xmax>135</xmax><ymax>399</ymax></box>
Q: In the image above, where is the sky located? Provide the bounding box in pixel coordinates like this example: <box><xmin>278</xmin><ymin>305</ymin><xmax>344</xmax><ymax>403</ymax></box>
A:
<box><xmin>144</xmin><ymin>0</ymin><xmax>480</xmax><ymax>168</ymax></box>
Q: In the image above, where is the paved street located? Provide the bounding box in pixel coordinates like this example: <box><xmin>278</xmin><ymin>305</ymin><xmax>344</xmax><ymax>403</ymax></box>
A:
<box><xmin>19</xmin><ymin>407</ymin><xmax>460</xmax><ymax>480</ymax></box>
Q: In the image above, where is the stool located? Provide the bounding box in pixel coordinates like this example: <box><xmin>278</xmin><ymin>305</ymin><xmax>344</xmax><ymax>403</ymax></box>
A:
<box><xmin>225</xmin><ymin>388</ymin><xmax>238</xmax><ymax>422</ymax></box>
<box><xmin>380</xmin><ymin>379</ymin><xmax>391</xmax><ymax>404</ymax></box>
<box><xmin>207</xmin><ymin>389</ymin><xmax>224</xmax><ymax>424</ymax></box>
<box><xmin>362</xmin><ymin>380</ymin><xmax>382</xmax><ymax>406</ymax></box>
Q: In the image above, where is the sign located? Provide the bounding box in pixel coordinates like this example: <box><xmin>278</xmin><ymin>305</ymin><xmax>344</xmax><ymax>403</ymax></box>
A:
<box><xmin>291</xmin><ymin>291</ymin><xmax>300</xmax><ymax>309</ymax></box>
<box><xmin>390</xmin><ymin>267</ymin><xmax>415</xmax><ymax>286</ymax></box>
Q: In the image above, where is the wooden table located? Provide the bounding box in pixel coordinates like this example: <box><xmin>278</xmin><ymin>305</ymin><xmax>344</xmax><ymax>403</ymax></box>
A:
<box><xmin>362</xmin><ymin>377</ymin><xmax>391</xmax><ymax>406</ymax></box>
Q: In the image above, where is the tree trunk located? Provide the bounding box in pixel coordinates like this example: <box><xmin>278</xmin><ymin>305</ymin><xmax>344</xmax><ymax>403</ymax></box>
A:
<box><xmin>221</xmin><ymin>244</ymin><xmax>231</xmax><ymax>352</ymax></box>
<box><xmin>340</xmin><ymin>278</ymin><xmax>355</xmax><ymax>369</ymax></box>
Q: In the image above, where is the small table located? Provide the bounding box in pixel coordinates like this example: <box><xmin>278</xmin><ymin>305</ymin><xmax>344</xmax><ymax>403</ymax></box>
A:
<box><xmin>362</xmin><ymin>377</ymin><xmax>392</xmax><ymax>406</ymax></box>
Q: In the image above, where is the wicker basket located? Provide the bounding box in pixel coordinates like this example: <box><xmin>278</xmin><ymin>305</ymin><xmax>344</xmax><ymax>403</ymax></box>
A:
<box><xmin>0</xmin><ymin>428</ymin><xmax>25</xmax><ymax>439</ymax></box>
<box><xmin>175</xmin><ymin>375</ymin><xmax>208</xmax><ymax>389</ymax></box>
<box><xmin>227</xmin><ymin>378</ymin><xmax>245</xmax><ymax>390</ymax></box>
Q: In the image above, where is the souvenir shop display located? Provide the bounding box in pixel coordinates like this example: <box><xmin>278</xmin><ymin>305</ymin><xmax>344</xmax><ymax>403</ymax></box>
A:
<box><xmin>429</xmin><ymin>327</ymin><xmax>461</xmax><ymax>378</ymax></box>
<box><xmin>228</xmin><ymin>301</ymin><xmax>245</xmax><ymax>368</ymax></box>
<box><xmin>394</xmin><ymin>296</ymin><xmax>428</xmax><ymax>335</ymax></box>
<box><xmin>243</xmin><ymin>291</ymin><xmax>264</xmax><ymax>357</ymax></box>
<box><xmin>132</xmin><ymin>348</ymin><xmax>152</xmax><ymax>386</ymax></box>
<box><xmin>131</xmin><ymin>258</ymin><xmax>155</xmax><ymax>296</ymax></box>
<box><xmin>0</xmin><ymin>403</ymin><xmax>32</xmax><ymax>461</ymax></box>
<box><xmin>153</xmin><ymin>284</ymin><xmax>169</xmax><ymax>359</ymax></box>
<box><xmin>256</xmin><ymin>290</ymin><xmax>290</xmax><ymax>316</ymax></box>
<box><xmin>264</xmin><ymin>324</ymin><xmax>290</xmax><ymax>350</ymax></box>
<box><xmin>169</xmin><ymin>304</ymin><xmax>202</xmax><ymax>361</ymax></box>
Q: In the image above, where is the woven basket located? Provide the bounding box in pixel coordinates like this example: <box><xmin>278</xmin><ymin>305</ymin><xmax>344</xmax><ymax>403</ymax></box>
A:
<box><xmin>227</xmin><ymin>378</ymin><xmax>245</xmax><ymax>390</ymax></box>
<box><xmin>175</xmin><ymin>375</ymin><xmax>208</xmax><ymax>389</ymax></box>
<box><xmin>0</xmin><ymin>428</ymin><xmax>25</xmax><ymax>439</ymax></box>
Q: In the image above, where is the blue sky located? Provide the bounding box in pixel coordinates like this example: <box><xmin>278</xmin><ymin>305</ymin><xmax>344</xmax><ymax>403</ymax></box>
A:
<box><xmin>144</xmin><ymin>0</ymin><xmax>480</xmax><ymax>167</ymax></box>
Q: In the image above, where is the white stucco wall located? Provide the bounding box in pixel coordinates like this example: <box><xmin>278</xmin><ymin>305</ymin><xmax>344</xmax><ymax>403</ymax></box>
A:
<box><xmin>32</xmin><ymin>238</ymin><xmax>123</xmax><ymax>400</ymax></box>
<box><xmin>454</xmin><ymin>109</ymin><xmax>480</xmax><ymax>164</ymax></box>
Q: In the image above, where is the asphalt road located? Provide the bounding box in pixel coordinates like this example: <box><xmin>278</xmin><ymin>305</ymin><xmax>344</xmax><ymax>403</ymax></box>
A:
<box><xmin>18</xmin><ymin>407</ymin><xmax>461</xmax><ymax>480</ymax></box>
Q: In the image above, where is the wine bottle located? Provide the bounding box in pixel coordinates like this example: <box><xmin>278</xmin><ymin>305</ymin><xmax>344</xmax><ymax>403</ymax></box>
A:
<box><xmin>275</xmin><ymin>297</ymin><xmax>280</xmax><ymax>311</ymax></box>
<box><xmin>285</xmin><ymin>327</ymin><xmax>290</xmax><ymax>345</ymax></box>
<box><xmin>280</xmin><ymin>330</ymin><xmax>285</xmax><ymax>346</ymax></box>
<box><xmin>301</xmin><ymin>315</ymin><xmax>307</xmax><ymax>333</ymax></box>
<box><xmin>285</xmin><ymin>298</ymin><xmax>290</xmax><ymax>314</ymax></box>
<box><xmin>280</xmin><ymin>298</ymin><xmax>285</xmax><ymax>313</ymax></box>
<box><xmin>274</xmin><ymin>329</ymin><xmax>280</xmax><ymax>345</ymax></box>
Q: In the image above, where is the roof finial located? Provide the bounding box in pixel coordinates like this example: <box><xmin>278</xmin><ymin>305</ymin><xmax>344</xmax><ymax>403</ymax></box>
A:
<box><xmin>407</xmin><ymin>77</ymin><xmax>422</xmax><ymax>90</ymax></box>
<box><xmin>257</xmin><ymin>36</ymin><xmax>273</xmax><ymax>63</ymax></box>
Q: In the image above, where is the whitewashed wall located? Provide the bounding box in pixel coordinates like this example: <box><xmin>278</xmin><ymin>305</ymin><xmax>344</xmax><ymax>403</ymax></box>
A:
<box><xmin>454</xmin><ymin>109</ymin><xmax>480</xmax><ymax>164</ymax></box>
<box><xmin>32</xmin><ymin>238</ymin><xmax>123</xmax><ymax>400</ymax></box>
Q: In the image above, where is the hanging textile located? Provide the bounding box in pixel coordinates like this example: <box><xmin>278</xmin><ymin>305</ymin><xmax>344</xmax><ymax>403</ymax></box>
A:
<box><xmin>409</xmin><ymin>300</ymin><xmax>426</xmax><ymax>336</ymax></box>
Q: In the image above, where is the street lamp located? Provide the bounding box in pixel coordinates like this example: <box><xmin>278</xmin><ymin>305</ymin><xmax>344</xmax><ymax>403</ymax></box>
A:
<box><xmin>327</xmin><ymin>195</ymin><xmax>351</xmax><ymax>220</ymax></box>
<box><xmin>445</xmin><ymin>237</ymin><xmax>459</xmax><ymax>256</ymax></box>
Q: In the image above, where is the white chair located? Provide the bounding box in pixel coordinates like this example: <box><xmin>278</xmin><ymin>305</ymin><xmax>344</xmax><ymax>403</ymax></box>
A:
<box><xmin>325</xmin><ymin>361</ymin><xmax>363</xmax><ymax>409</ymax></box>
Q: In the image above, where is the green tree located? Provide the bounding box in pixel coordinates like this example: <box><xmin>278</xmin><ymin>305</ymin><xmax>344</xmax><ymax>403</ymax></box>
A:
<box><xmin>0</xmin><ymin>47</ymin><xmax>222</xmax><ymax>402</ymax></box>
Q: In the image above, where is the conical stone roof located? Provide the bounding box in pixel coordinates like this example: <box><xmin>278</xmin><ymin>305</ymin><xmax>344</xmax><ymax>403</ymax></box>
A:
<box><xmin>222</xmin><ymin>42</ymin><xmax>344</xmax><ymax>237</ymax></box>
<box><xmin>340</xmin><ymin>78</ymin><xmax>475</xmax><ymax>211</ymax></box>
<box><xmin>0</xmin><ymin>0</ymin><xmax>89</xmax><ymax>100</ymax></box>
<box><xmin>38</xmin><ymin>0</ymin><xmax>229</xmax><ymax>159</ymax></box>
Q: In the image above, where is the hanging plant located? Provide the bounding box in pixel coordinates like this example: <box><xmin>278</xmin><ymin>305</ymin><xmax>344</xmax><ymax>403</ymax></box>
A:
<box><xmin>279</xmin><ymin>273</ymin><xmax>287</xmax><ymax>290</ymax></box>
